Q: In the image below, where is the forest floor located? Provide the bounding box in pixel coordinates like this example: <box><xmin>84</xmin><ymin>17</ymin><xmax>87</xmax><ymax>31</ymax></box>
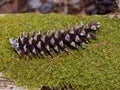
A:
<box><xmin>0</xmin><ymin>13</ymin><xmax>120</xmax><ymax>90</ymax></box>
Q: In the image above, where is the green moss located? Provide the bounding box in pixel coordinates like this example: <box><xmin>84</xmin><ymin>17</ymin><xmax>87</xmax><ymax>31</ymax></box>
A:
<box><xmin>0</xmin><ymin>13</ymin><xmax>120</xmax><ymax>89</ymax></box>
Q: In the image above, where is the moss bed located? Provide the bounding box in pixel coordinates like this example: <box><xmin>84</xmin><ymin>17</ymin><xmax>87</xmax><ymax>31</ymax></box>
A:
<box><xmin>0</xmin><ymin>13</ymin><xmax>120</xmax><ymax>89</ymax></box>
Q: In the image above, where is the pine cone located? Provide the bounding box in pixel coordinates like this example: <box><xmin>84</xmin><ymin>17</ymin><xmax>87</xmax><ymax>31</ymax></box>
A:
<box><xmin>9</xmin><ymin>22</ymin><xmax>100</xmax><ymax>59</ymax></box>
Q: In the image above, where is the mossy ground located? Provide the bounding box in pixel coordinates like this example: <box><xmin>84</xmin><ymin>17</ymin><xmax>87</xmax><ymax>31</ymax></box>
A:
<box><xmin>0</xmin><ymin>13</ymin><xmax>120</xmax><ymax>89</ymax></box>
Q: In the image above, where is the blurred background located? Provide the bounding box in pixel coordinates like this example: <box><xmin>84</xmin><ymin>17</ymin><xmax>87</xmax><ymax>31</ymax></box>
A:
<box><xmin>0</xmin><ymin>0</ymin><xmax>119</xmax><ymax>15</ymax></box>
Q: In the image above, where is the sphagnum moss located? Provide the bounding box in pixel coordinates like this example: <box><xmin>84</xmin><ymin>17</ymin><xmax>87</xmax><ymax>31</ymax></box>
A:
<box><xmin>0</xmin><ymin>13</ymin><xmax>120</xmax><ymax>89</ymax></box>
